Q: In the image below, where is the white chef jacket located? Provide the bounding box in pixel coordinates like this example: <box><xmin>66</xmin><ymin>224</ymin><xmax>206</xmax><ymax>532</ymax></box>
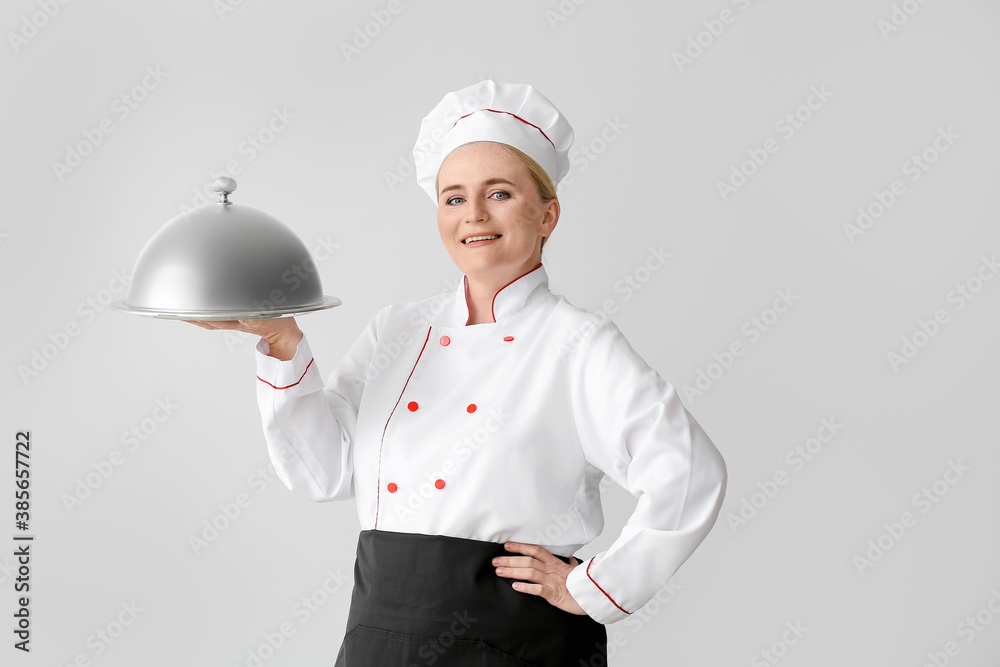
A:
<box><xmin>253</xmin><ymin>263</ymin><xmax>727</xmax><ymax>625</ymax></box>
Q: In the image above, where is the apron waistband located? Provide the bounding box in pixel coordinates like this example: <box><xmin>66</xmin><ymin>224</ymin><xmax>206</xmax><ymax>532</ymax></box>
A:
<box><xmin>336</xmin><ymin>529</ymin><xmax>608</xmax><ymax>667</ymax></box>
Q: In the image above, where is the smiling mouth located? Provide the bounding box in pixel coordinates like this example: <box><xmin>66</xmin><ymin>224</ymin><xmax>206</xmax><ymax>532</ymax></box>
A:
<box><xmin>462</xmin><ymin>234</ymin><xmax>502</xmax><ymax>244</ymax></box>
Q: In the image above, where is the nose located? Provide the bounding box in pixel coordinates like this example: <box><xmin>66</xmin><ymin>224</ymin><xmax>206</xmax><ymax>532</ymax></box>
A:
<box><xmin>465</xmin><ymin>197</ymin><xmax>488</xmax><ymax>223</ymax></box>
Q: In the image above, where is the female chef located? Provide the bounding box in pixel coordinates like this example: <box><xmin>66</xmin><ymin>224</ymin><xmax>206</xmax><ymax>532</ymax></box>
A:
<box><xmin>188</xmin><ymin>80</ymin><xmax>728</xmax><ymax>666</ymax></box>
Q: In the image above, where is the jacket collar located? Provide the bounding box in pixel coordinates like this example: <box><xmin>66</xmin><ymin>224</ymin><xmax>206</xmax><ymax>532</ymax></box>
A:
<box><xmin>452</xmin><ymin>263</ymin><xmax>548</xmax><ymax>325</ymax></box>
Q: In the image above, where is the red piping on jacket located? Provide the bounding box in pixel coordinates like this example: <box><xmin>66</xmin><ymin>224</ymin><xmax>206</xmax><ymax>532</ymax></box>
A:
<box><xmin>453</xmin><ymin>109</ymin><xmax>555</xmax><ymax>148</ymax></box>
<box><xmin>463</xmin><ymin>262</ymin><xmax>544</xmax><ymax>326</ymax></box>
<box><xmin>374</xmin><ymin>326</ymin><xmax>432</xmax><ymax>529</ymax></box>
<box><xmin>257</xmin><ymin>358</ymin><xmax>314</xmax><ymax>390</ymax></box>
<box><xmin>585</xmin><ymin>557</ymin><xmax>632</xmax><ymax>615</ymax></box>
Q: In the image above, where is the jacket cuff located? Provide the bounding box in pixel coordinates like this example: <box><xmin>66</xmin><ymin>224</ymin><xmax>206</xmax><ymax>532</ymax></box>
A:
<box><xmin>566</xmin><ymin>555</ymin><xmax>631</xmax><ymax>625</ymax></box>
<box><xmin>255</xmin><ymin>335</ymin><xmax>323</xmax><ymax>395</ymax></box>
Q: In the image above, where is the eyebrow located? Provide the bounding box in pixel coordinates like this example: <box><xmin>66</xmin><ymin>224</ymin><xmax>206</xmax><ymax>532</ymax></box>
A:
<box><xmin>439</xmin><ymin>177</ymin><xmax>516</xmax><ymax>196</ymax></box>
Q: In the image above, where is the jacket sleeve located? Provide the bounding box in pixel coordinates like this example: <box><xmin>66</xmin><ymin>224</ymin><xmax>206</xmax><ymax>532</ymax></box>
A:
<box><xmin>564</xmin><ymin>316</ymin><xmax>728</xmax><ymax>625</ymax></box>
<box><xmin>254</xmin><ymin>308</ymin><xmax>385</xmax><ymax>502</ymax></box>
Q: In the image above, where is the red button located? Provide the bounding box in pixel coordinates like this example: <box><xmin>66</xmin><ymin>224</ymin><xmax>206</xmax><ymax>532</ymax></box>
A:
<box><xmin>503</xmin><ymin>336</ymin><xmax>514</xmax><ymax>342</ymax></box>
<box><xmin>440</xmin><ymin>336</ymin><xmax>451</xmax><ymax>346</ymax></box>
<box><xmin>387</xmin><ymin>483</ymin><xmax>397</xmax><ymax>493</ymax></box>
<box><xmin>467</xmin><ymin>404</ymin><xmax>477</xmax><ymax>413</ymax></box>
<box><xmin>435</xmin><ymin>479</ymin><xmax>445</xmax><ymax>489</ymax></box>
<box><xmin>407</xmin><ymin>401</ymin><xmax>418</xmax><ymax>411</ymax></box>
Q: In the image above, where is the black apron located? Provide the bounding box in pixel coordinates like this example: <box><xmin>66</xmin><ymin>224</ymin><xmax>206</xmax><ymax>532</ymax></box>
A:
<box><xmin>334</xmin><ymin>529</ymin><xmax>609</xmax><ymax>666</ymax></box>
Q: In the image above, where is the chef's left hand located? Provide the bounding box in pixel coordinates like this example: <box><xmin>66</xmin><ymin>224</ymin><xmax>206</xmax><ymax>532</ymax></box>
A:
<box><xmin>493</xmin><ymin>541</ymin><xmax>588</xmax><ymax>616</ymax></box>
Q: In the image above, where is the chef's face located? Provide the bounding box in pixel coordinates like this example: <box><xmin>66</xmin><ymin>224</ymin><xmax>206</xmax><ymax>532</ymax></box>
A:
<box><xmin>436</xmin><ymin>142</ymin><xmax>558</xmax><ymax>284</ymax></box>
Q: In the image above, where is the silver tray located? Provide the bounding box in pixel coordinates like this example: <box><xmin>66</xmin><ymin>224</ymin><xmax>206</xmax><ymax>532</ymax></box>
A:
<box><xmin>111</xmin><ymin>296</ymin><xmax>342</xmax><ymax>321</ymax></box>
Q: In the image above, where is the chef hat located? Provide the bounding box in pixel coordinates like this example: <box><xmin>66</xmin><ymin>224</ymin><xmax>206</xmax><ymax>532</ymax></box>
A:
<box><xmin>413</xmin><ymin>80</ymin><xmax>574</xmax><ymax>203</ymax></box>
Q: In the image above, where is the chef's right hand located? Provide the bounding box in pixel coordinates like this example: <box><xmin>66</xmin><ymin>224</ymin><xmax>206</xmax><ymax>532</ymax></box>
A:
<box><xmin>184</xmin><ymin>317</ymin><xmax>303</xmax><ymax>361</ymax></box>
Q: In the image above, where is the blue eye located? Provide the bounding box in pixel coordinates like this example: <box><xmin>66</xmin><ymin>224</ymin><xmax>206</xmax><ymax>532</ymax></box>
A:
<box><xmin>490</xmin><ymin>191</ymin><xmax>510</xmax><ymax>200</ymax></box>
<box><xmin>446</xmin><ymin>196</ymin><xmax>465</xmax><ymax>205</ymax></box>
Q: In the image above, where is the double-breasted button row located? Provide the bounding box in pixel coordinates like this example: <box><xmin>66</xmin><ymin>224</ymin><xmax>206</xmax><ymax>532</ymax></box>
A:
<box><xmin>402</xmin><ymin>332</ymin><xmax>512</xmax><ymax>413</ymax></box>
<box><xmin>387</xmin><ymin>332</ymin><xmax>515</xmax><ymax>498</ymax></box>
<box><xmin>407</xmin><ymin>400</ymin><xmax>476</xmax><ymax>413</ymax></box>
<box><xmin>386</xmin><ymin>479</ymin><xmax>445</xmax><ymax>493</ymax></box>
<box><xmin>438</xmin><ymin>334</ymin><xmax>514</xmax><ymax>346</ymax></box>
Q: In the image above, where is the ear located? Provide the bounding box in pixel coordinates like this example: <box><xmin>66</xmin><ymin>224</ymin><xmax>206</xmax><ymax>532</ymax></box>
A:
<box><xmin>540</xmin><ymin>198</ymin><xmax>560</xmax><ymax>238</ymax></box>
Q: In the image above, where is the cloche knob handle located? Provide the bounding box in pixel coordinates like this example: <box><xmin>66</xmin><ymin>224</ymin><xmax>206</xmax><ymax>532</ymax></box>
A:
<box><xmin>212</xmin><ymin>176</ymin><xmax>237</xmax><ymax>204</ymax></box>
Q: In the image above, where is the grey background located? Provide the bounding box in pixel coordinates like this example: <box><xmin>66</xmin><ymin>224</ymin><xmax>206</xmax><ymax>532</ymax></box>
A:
<box><xmin>2</xmin><ymin>0</ymin><xmax>998</xmax><ymax>665</ymax></box>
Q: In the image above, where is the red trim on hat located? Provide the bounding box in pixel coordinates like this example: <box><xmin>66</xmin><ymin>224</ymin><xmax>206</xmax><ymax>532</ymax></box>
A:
<box><xmin>454</xmin><ymin>109</ymin><xmax>555</xmax><ymax>148</ymax></box>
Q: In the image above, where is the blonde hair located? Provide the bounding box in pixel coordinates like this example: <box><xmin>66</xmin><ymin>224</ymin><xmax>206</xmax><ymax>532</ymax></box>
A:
<box><xmin>435</xmin><ymin>142</ymin><xmax>559</xmax><ymax>254</ymax></box>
